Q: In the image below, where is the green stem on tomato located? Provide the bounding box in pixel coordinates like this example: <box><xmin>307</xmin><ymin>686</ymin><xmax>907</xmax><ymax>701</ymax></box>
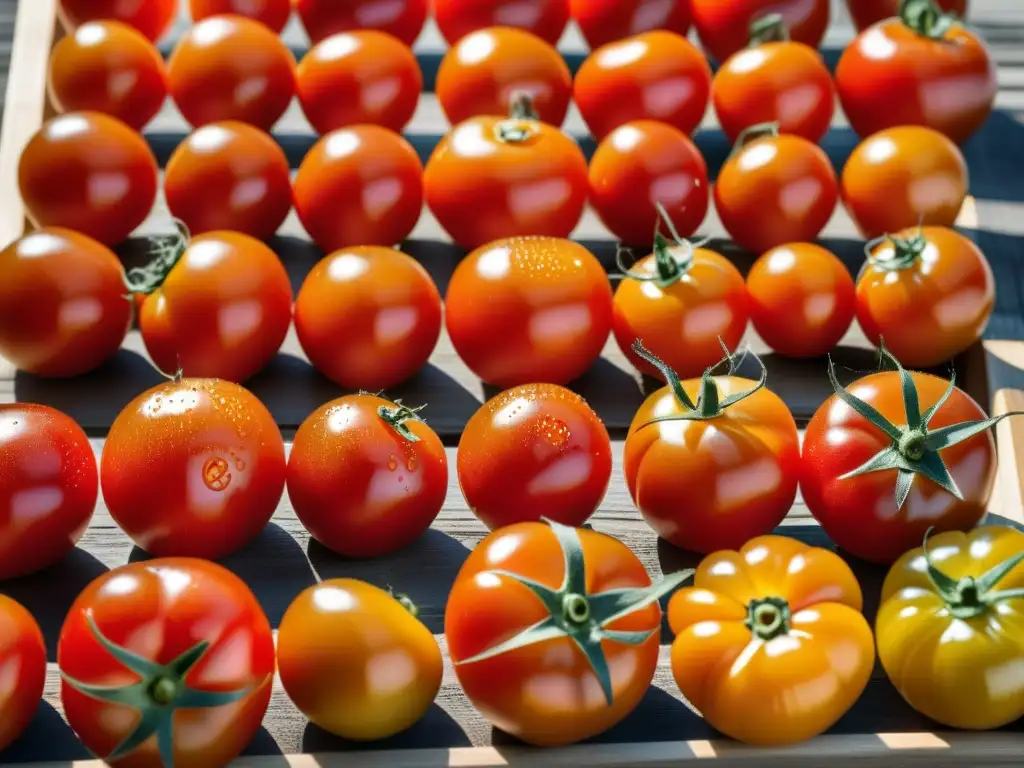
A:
<box><xmin>899</xmin><ymin>0</ymin><xmax>959</xmax><ymax>38</ymax></box>
<box><xmin>749</xmin><ymin>13</ymin><xmax>790</xmax><ymax>45</ymax></box>
<box><xmin>920</xmin><ymin>528</ymin><xmax>1024</xmax><ymax>619</ymax></box>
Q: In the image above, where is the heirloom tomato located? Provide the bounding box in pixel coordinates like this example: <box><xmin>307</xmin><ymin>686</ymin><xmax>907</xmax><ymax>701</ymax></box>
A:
<box><xmin>690</xmin><ymin>0</ymin><xmax>830</xmax><ymax>63</ymax></box>
<box><xmin>434</xmin><ymin>0</ymin><xmax>569</xmax><ymax>45</ymax></box>
<box><xmin>279</xmin><ymin>580</ymin><xmax>443</xmax><ymax>740</ymax></box>
<box><xmin>59</xmin><ymin>559</ymin><xmax>275</xmax><ymax>768</ymax></box>
<box><xmin>446</xmin><ymin>519</ymin><xmax>688</xmax><ymax>745</ymax></box>
<box><xmin>570</xmin><ymin>0</ymin><xmax>691</xmax><ymax>50</ymax></box>
<box><xmin>846</xmin><ymin>0</ymin><xmax>967</xmax><ymax>31</ymax></box>
<box><xmin>189</xmin><ymin>0</ymin><xmax>292</xmax><ymax>32</ymax></box>
<box><xmin>457</xmin><ymin>384</ymin><xmax>612</xmax><ymax>530</ymax></box>
<box><xmin>58</xmin><ymin>0</ymin><xmax>176</xmax><ymax>41</ymax></box>
<box><xmin>574</xmin><ymin>31</ymin><xmax>711</xmax><ymax>140</ymax></box>
<box><xmin>18</xmin><ymin>112</ymin><xmax>158</xmax><ymax>246</ymax></box>
<box><xmin>100</xmin><ymin>378</ymin><xmax>286</xmax><ymax>559</ymax></box>
<box><xmin>0</xmin><ymin>596</ymin><xmax>45</xmax><ymax>751</ymax></box>
<box><xmin>668</xmin><ymin>535</ymin><xmax>873</xmax><ymax>744</ymax></box>
<box><xmin>296</xmin><ymin>0</ymin><xmax>428</xmax><ymax>46</ymax></box>
<box><xmin>877</xmin><ymin>526</ymin><xmax>1024</xmax><ymax>729</ymax></box>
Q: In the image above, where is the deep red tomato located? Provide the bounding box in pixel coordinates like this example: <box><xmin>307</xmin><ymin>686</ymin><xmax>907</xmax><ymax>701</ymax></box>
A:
<box><xmin>167</xmin><ymin>15</ymin><xmax>296</xmax><ymax>130</ymax></box>
<box><xmin>434</xmin><ymin>0</ymin><xmax>569</xmax><ymax>45</ymax></box>
<box><xmin>296</xmin><ymin>0</ymin><xmax>428</xmax><ymax>46</ymax></box>
<box><xmin>294</xmin><ymin>125</ymin><xmax>424</xmax><ymax>252</ymax></box>
<box><xmin>691</xmin><ymin>0</ymin><xmax>830</xmax><ymax>62</ymax></box>
<box><xmin>287</xmin><ymin>395</ymin><xmax>448</xmax><ymax>558</ymax></box>
<box><xmin>59</xmin><ymin>558</ymin><xmax>275</xmax><ymax>768</ymax></box>
<box><xmin>0</xmin><ymin>596</ymin><xmax>45</xmax><ymax>751</ymax></box>
<box><xmin>18</xmin><ymin>112</ymin><xmax>158</xmax><ymax>246</ymax></box>
<box><xmin>297</xmin><ymin>30</ymin><xmax>422</xmax><ymax>134</ymax></box>
<box><xmin>189</xmin><ymin>0</ymin><xmax>292</xmax><ymax>31</ymax></box>
<box><xmin>574</xmin><ymin>31</ymin><xmax>711</xmax><ymax>140</ymax></box>
<box><xmin>846</xmin><ymin>0</ymin><xmax>967</xmax><ymax>31</ymax></box>
<box><xmin>457</xmin><ymin>384</ymin><xmax>612</xmax><ymax>530</ymax></box>
<box><xmin>570</xmin><ymin>0</ymin><xmax>691</xmax><ymax>50</ymax></box>
<box><xmin>58</xmin><ymin>0</ymin><xmax>176</xmax><ymax>41</ymax></box>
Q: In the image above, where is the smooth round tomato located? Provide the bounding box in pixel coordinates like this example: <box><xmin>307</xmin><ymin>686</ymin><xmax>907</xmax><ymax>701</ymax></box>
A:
<box><xmin>0</xmin><ymin>596</ymin><xmax>45</xmax><ymax>751</ymax></box>
<box><xmin>189</xmin><ymin>0</ymin><xmax>292</xmax><ymax>31</ymax></box>
<box><xmin>0</xmin><ymin>228</ymin><xmax>131</xmax><ymax>377</ymax></box>
<box><xmin>714</xmin><ymin>128</ymin><xmax>838</xmax><ymax>254</ymax></box>
<box><xmin>846</xmin><ymin>0</ymin><xmax>968</xmax><ymax>31</ymax></box>
<box><xmin>747</xmin><ymin>243</ymin><xmax>855</xmax><ymax>358</ymax></box>
<box><xmin>574</xmin><ymin>31</ymin><xmax>711</xmax><ymax>140</ymax></box>
<box><xmin>59</xmin><ymin>558</ymin><xmax>275</xmax><ymax>768</ymax></box>
<box><xmin>458</xmin><ymin>385</ymin><xmax>612</xmax><ymax>529</ymax></box>
<box><xmin>691</xmin><ymin>0</ymin><xmax>830</xmax><ymax>62</ymax></box>
<box><xmin>294</xmin><ymin>125</ymin><xmax>423</xmax><ymax>252</ymax></box>
<box><xmin>297</xmin><ymin>30</ymin><xmax>422</xmax><ymax>134</ymax></box>
<box><xmin>668</xmin><ymin>535</ymin><xmax>873</xmax><ymax>744</ymax></box>
<box><xmin>424</xmin><ymin>117</ymin><xmax>588</xmax><ymax>250</ymax></box>
<box><xmin>445</xmin><ymin>237</ymin><xmax>612</xmax><ymax>387</ymax></box>
<box><xmin>434</xmin><ymin>0</ymin><xmax>569</xmax><ymax>45</ymax></box>
<box><xmin>437</xmin><ymin>27</ymin><xmax>572</xmax><ymax>127</ymax></box>
<box><xmin>296</xmin><ymin>0</ymin><xmax>428</xmax><ymax>46</ymax></box>
<box><xmin>18</xmin><ymin>112</ymin><xmax>158</xmax><ymax>246</ymax></box>
<box><xmin>167</xmin><ymin>15</ymin><xmax>296</xmax><ymax>130</ymax></box>
<box><xmin>294</xmin><ymin>246</ymin><xmax>442</xmax><ymax>390</ymax></box>
<box><xmin>570</xmin><ymin>0</ymin><xmax>691</xmax><ymax>50</ymax></box>
<box><xmin>58</xmin><ymin>0</ymin><xmax>176</xmax><ymax>41</ymax></box>
<box><xmin>841</xmin><ymin>126</ymin><xmax>967</xmax><ymax>239</ymax></box>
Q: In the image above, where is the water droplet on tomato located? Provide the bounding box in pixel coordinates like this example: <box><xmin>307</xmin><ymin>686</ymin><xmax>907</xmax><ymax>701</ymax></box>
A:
<box><xmin>388</xmin><ymin>455</ymin><xmax>398</xmax><ymax>471</ymax></box>
<box><xmin>202</xmin><ymin>457</ymin><xmax>231</xmax><ymax>491</ymax></box>
<box><xmin>407</xmin><ymin>455</ymin><xmax>417</xmax><ymax>471</ymax></box>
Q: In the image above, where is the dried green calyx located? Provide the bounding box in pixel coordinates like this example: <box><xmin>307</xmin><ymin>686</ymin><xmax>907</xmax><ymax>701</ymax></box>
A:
<box><xmin>124</xmin><ymin>220</ymin><xmax>191</xmax><ymax>296</ymax></box>
<box><xmin>864</xmin><ymin>230</ymin><xmax>928</xmax><ymax>272</ymax></box>
<box><xmin>900</xmin><ymin>0</ymin><xmax>961</xmax><ymax>39</ymax></box>
<box><xmin>920</xmin><ymin>529</ymin><xmax>1024</xmax><ymax>619</ymax></box>
<box><xmin>378</xmin><ymin>399</ymin><xmax>427</xmax><ymax>443</ymax></box>
<box><xmin>749</xmin><ymin>13</ymin><xmax>790</xmax><ymax>45</ymax></box>
<box><xmin>495</xmin><ymin>94</ymin><xmax>540</xmax><ymax>143</ymax></box>
<box><xmin>615</xmin><ymin>203</ymin><xmax>710</xmax><ymax>289</ymax></box>
<box><xmin>745</xmin><ymin>596</ymin><xmax>792</xmax><ymax>641</ymax></box>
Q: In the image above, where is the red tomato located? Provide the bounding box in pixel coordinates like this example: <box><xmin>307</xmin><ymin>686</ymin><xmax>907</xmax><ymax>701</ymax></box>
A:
<box><xmin>189</xmin><ymin>0</ymin><xmax>292</xmax><ymax>31</ymax></box>
<box><xmin>846</xmin><ymin>0</ymin><xmax>968</xmax><ymax>31</ymax></box>
<box><xmin>296</xmin><ymin>0</ymin><xmax>428</xmax><ymax>46</ymax></box>
<box><xmin>0</xmin><ymin>228</ymin><xmax>131</xmax><ymax>377</ymax></box>
<box><xmin>18</xmin><ymin>112</ymin><xmax>158</xmax><ymax>246</ymax></box>
<box><xmin>0</xmin><ymin>596</ymin><xmax>45</xmax><ymax>752</ymax></box>
<box><xmin>437</xmin><ymin>27</ymin><xmax>572</xmax><ymax>127</ymax></box>
<box><xmin>294</xmin><ymin>125</ymin><xmax>424</xmax><ymax>252</ymax></box>
<box><xmin>58</xmin><ymin>558</ymin><xmax>275</xmax><ymax>768</ymax></box>
<box><xmin>445</xmin><ymin>237</ymin><xmax>612</xmax><ymax>387</ymax></box>
<box><xmin>58</xmin><ymin>0</ymin><xmax>176</xmax><ymax>41</ymax></box>
<box><xmin>747</xmin><ymin>243</ymin><xmax>855</xmax><ymax>358</ymax></box>
<box><xmin>570</xmin><ymin>0</ymin><xmax>691</xmax><ymax>50</ymax></box>
<box><xmin>287</xmin><ymin>395</ymin><xmax>448</xmax><ymax>557</ymax></box>
<box><xmin>297</xmin><ymin>30</ymin><xmax>422</xmax><ymax>134</ymax></box>
<box><xmin>434</xmin><ymin>0</ymin><xmax>569</xmax><ymax>45</ymax></box>
<box><xmin>691</xmin><ymin>0</ymin><xmax>830</xmax><ymax>62</ymax></box>
<box><xmin>167</xmin><ymin>16</ymin><xmax>296</xmax><ymax>130</ymax></box>
<box><xmin>574</xmin><ymin>31</ymin><xmax>711</xmax><ymax>140</ymax></box>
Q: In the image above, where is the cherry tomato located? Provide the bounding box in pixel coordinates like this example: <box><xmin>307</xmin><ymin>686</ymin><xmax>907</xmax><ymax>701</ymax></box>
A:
<box><xmin>167</xmin><ymin>16</ymin><xmax>296</xmax><ymax>130</ymax></box>
<box><xmin>574</xmin><ymin>31</ymin><xmax>711</xmax><ymax>141</ymax></box>
<box><xmin>294</xmin><ymin>125</ymin><xmax>424</xmax><ymax>253</ymax></box>
<box><xmin>297</xmin><ymin>30</ymin><xmax>422</xmax><ymax>135</ymax></box>
<box><xmin>18</xmin><ymin>112</ymin><xmax>158</xmax><ymax>246</ymax></box>
<box><xmin>296</xmin><ymin>0</ymin><xmax>428</xmax><ymax>46</ymax></box>
<box><xmin>59</xmin><ymin>558</ymin><xmax>275</xmax><ymax>768</ymax></box>
<box><xmin>437</xmin><ymin>27</ymin><xmax>572</xmax><ymax>127</ymax></box>
<box><xmin>691</xmin><ymin>0</ymin><xmax>830</xmax><ymax>63</ymax></box>
<box><xmin>0</xmin><ymin>596</ymin><xmax>45</xmax><ymax>751</ymax></box>
<box><xmin>0</xmin><ymin>228</ymin><xmax>131</xmax><ymax>377</ymax></box>
<box><xmin>841</xmin><ymin>126</ymin><xmax>967</xmax><ymax>239</ymax></box>
<box><xmin>189</xmin><ymin>0</ymin><xmax>292</xmax><ymax>31</ymax></box>
<box><xmin>747</xmin><ymin>243</ymin><xmax>855</xmax><ymax>358</ymax></box>
<box><xmin>424</xmin><ymin>116</ymin><xmax>588</xmax><ymax>250</ymax></box>
<box><xmin>570</xmin><ymin>0</ymin><xmax>691</xmax><ymax>50</ymax></box>
<box><xmin>846</xmin><ymin>0</ymin><xmax>967</xmax><ymax>31</ymax></box>
<box><xmin>445</xmin><ymin>237</ymin><xmax>612</xmax><ymax>387</ymax></box>
<box><xmin>434</xmin><ymin>0</ymin><xmax>569</xmax><ymax>45</ymax></box>
<box><xmin>58</xmin><ymin>0</ymin><xmax>176</xmax><ymax>41</ymax></box>
<box><xmin>294</xmin><ymin>246</ymin><xmax>442</xmax><ymax>390</ymax></box>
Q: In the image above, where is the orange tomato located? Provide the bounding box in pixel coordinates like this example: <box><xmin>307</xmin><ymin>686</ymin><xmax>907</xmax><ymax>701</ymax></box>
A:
<box><xmin>434</xmin><ymin>0</ymin><xmax>569</xmax><ymax>45</ymax></box>
<box><xmin>58</xmin><ymin>0</ymin><xmax>176</xmax><ymax>41</ymax></box>
<box><xmin>570</xmin><ymin>0</ymin><xmax>691</xmax><ymax>50</ymax></box>
<box><xmin>845</xmin><ymin>0</ymin><xmax>968</xmax><ymax>31</ymax></box>
<box><xmin>691</xmin><ymin>0</ymin><xmax>830</xmax><ymax>62</ymax></box>
<box><xmin>189</xmin><ymin>0</ymin><xmax>292</xmax><ymax>31</ymax></box>
<box><xmin>0</xmin><ymin>596</ymin><xmax>46</xmax><ymax>752</ymax></box>
<box><xmin>296</xmin><ymin>0</ymin><xmax>428</xmax><ymax>46</ymax></box>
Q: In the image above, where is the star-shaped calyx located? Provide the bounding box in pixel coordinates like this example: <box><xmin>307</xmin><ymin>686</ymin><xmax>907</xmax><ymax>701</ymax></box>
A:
<box><xmin>457</xmin><ymin>519</ymin><xmax>691</xmax><ymax>705</ymax></box>
<box><xmin>616</xmin><ymin>203</ymin><xmax>711</xmax><ymax>290</ymax></box>
<box><xmin>919</xmin><ymin>529</ymin><xmax>1024</xmax><ymax>620</ymax></box>
<box><xmin>377</xmin><ymin>399</ymin><xmax>428</xmax><ymax>442</ymax></box>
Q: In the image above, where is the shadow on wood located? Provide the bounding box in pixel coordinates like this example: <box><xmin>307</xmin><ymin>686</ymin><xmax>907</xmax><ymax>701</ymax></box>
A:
<box><xmin>1</xmin><ymin>701</ymin><xmax>91</xmax><ymax>763</ymax></box>
<box><xmin>241</xmin><ymin>726</ymin><xmax>288</xmax><ymax>758</ymax></box>
<box><xmin>302</xmin><ymin>704</ymin><xmax>473</xmax><ymax>753</ymax></box>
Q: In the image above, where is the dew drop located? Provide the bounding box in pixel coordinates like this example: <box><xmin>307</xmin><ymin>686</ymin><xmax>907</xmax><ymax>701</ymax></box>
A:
<box><xmin>387</xmin><ymin>455</ymin><xmax>398</xmax><ymax>471</ymax></box>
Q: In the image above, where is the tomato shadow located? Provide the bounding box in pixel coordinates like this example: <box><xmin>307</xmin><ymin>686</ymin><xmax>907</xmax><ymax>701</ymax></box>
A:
<box><xmin>240</xmin><ymin>726</ymin><xmax>287</xmax><ymax>757</ymax></box>
<box><xmin>962</xmin><ymin>109</ymin><xmax>1024</xmax><ymax>204</ymax></box>
<box><xmin>301</xmin><ymin>704</ymin><xmax>472</xmax><ymax>752</ymax></box>
<box><xmin>0</xmin><ymin>700</ymin><xmax>91</xmax><ymax>763</ymax></box>
<box><xmin>403</xmin><ymin>238</ymin><xmax>470</xmax><ymax>295</ymax></box>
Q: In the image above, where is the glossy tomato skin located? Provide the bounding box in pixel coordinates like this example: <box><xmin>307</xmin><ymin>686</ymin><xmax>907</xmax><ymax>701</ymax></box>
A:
<box><xmin>434</xmin><ymin>0</ymin><xmax>569</xmax><ymax>45</ymax></box>
<box><xmin>189</xmin><ymin>0</ymin><xmax>292</xmax><ymax>31</ymax></box>
<box><xmin>58</xmin><ymin>0</ymin><xmax>176</xmax><ymax>41</ymax></box>
<box><xmin>574</xmin><ymin>31</ymin><xmax>711</xmax><ymax>140</ymax></box>
<box><xmin>164</xmin><ymin>122</ymin><xmax>292</xmax><ymax>240</ymax></box>
<box><xmin>570</xmin><ymin>0</ymin><xmax>691</xmax><ymax>49</ymax></box>
<box><xmin>294</xmin><ymin>125</ymin><xmax>423</xmax><ymax>252</ymax></box>
<box><xmin>458</xmin><ymin>385</ymin><xmax>612</xmax><ymax>530</ymax></box>
<box><xmin>0</xmin><ymin>228</ymin><xmax>131</xmax><ymax>377</ymax></box>
<box><xmin>296</xmin><ymin>0</ymin><xmax>428</xmax><ymax>46</ymax></box>
<box><xmin>446</xmin><ymin>522</ymin><xmax>661</xmax><ymax>745</ymax></box>
<box><xmin>0</xmin><ymin>596</ymin><xmax>46</xmax><ymax>751</ymax></box>
<box><xmin>691</xmin><ymin>0</ymin><xmax>830</xmax><ymax>62</ymax></box>
<box><xmin>846</xmin><ymin>0</ymin><xmax>968</xmax><ymax>31</ymax></box>
<box><xmin>59</xmin><ymin>558</ymin><xmax>275</xmax><ymax>768</ymax></box>
<box><xmin>18</xmin><ymin>112</ymin><xmax>158</xmax><ymax>246</ymax></box>
<box><xmin>100</xmin><ymin>379</ymin><xmax>286</xmax><ymax>559</ymax></box>
<box><xmin>445</xmin><ymin>237</ymin><xmax>612</xmax><ymax>387</ymax></box>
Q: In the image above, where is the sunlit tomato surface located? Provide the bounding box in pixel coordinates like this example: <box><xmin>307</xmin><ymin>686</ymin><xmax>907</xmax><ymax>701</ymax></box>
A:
<box><xmin>570</xmin><ymin>0</ymin><xmax>691</xmax><ymax>49</ymax></box>
<box><xmin>294</xmin><ymin>126</ymin><xmax>423</xmax><ymax>252</ymax></box>
<box><xmin>18</xmin><ymin>112</ymin><xmax>158</xmax><ymax>246</ymax></box>
<box><xmin>846</xmin><ymin>0</ymin><xmax>968</xmax><ymax>31</ymax></box>
<box><xmin>189</xmin><ymin>0</ymin><xmax>292</xmax><ymax>31</ymax></box>
<box><xmin>0</xmin><ymin>596</ymin><xmax>45</xmax><ymax>751</ymax></box>
<box><xmin>0</xmin><ymin>228</ymin><xmax>131</xmax><ymax>377</ymax></box>
<box><xmin>296</xmin><ymin>0</ymin><xmax>428</xmax><ymax>45</ymax></box>
<box><xmin>59</xmin><ymin>559</ymin><xmax>275</xmax><ymax>768</ymax></box>
<box><xmin>434</xmin><ymin>0</ymin><xmax>569</xmax><ymax>45</ymax></box>
<box><xmin>458</xmin><ymin>385</ymin><xmax>612</xmax><ymax>529</ymax></box>
<box><xmin>691</xmin><ymin>0</ymin><xmax>830</xmax><ymax>62</ymax></box>
<box><xmin>296</xmin><ymin>30</ymin><xmax>422</xmax><ymax>134</ymax></box>
<box><xmin>164</xmin><ymin>122</ymin><xmax>292</xmax><ymax>240</ymax></box>
<box><xmin>167</xmin><ymin>15</ymin><xmax>296</xmax><ymax>130</ymax></box>
<box><xmin>437</xmin><ymin>28</ymin><xmax>572</xmax><ymax>126</ymax></box>
<box><xmin>747</xmin><ymin>243</ymin><xmax>855</xmax><ymax>358</ymax></box>
<box><xmin>668</xmin><ymin>536</ymin><xmax>873</xmax><ymax>744</ymax></box>
<box><xmin>58</xmin><ymin>0</ymin><xmax>176</xmax><ymax>41</ymax></box>
<box><xmin>574</xmin><ymin>31</ymin><xmax>711</xmax><ymax>140</ymax></box>
<box><xmin>714</xmin><ymin>130</ymin><xmax>838</xmax><ymax>254</ymax></box>
<box><xmin>842</xmin><ymin>127</ymin><xmax>968</xmax><ymax>240</ymax></box>
<box><xmin>445</xmin><ymin>237</ymin><xmax>612</xmax><ymax>387</ymax></box>
<box><xmin>424</xmin><ymin>117</ymin><xmax>588</xmax><ymax>250</ymax></box>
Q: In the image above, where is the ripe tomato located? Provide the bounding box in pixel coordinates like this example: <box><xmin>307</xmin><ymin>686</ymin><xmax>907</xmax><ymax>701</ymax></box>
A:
<box><xmin>714</xmin><ymin>126</ymin><xmax>838</xmax><ymax>254</ymax></box>
<box><xmin>18</xmin><ymin>112</ymin><xmax>158</xmax><ymax>246</ymax></box>
<box><xmin>434</xmin><ymin>0</ymin><xmax>569</xmax><ymax>45</ymax></box>
<box><xmin>857</xmin><ymin>227</ymin><xmax>993</xmax><ymax>368</ymax></box>
<box><xmin>296</xmin><ymin>0</ymin><xmax>428</xmax><ymax>46</ymax></box>
<box><xmin>58</xmin><ymin>0</ymin><xmax>176</xmax><ymax>41</ymax></box>
<box><xmin>437</xmin><ymin>28</ymin><xmax>572</xmax><ymax>127</ymax></box>
<box><xmin>297</xmin><ymin>30</ymin><xmax>422</xmax><ymax>134</ymax></box>
<box><xmin>747</xmin><ymin>242</ymin><xmax>855</xmax><ymax>358</ymax></box>
<box><xmin>841</xmin><ymin>126</ymin><xmax>967</xmax><ymax>239</ymax></box>
<box><xmin>458</xmin><ymin>385</ymin><xmax>612</xmax><ymax>530</ymax></box>
<box><xmin>424</xmin><ymin>116</ymin><xmax>588</xmax><ymax>250</ymax></box>
<box><xmin>294</xmin><ymin>125</ymin><xmax>423</xmax><ymax>252</ymax></box>
<box><xmin>445</xmin><ymin>237</ymin><xmax>612</xmax><ymax>387</ymax></box>
<box><xmin>167</xmin><ymin>16</ymin><xmax>296</xmax><ymax>130</ymax></box>
<box><xmin>101</xmin><ymin>378</ymin><xmax>286</xmax><ymax>559</ymax></box>
<box><xmin>189</xmin><ymin>0</ymin><xmax>292</xmax><ymax>31</ymax></box>
<box><xmin>691</xmin><ymin>0</ymin><xmax>830</xmax><ymax>63</ymax></box>
<box><xmin>668</xmin><ymin>535</ymin><xmax>873</xmax><ymax>744</ymax></box>
<box><xmin>570</xmin><ymin>0</ymin><xmax>691</xmax><ymax>50</ymax></box>
<box><xmin>0</xmin><ymin>596</ymin><xmax>45</xmax><ymax>752</ymax></box>
<box><xmin>846</xmin><ymin>0</ymin><xmax>968</xmax><ymax>31</ymax></box>
<box><xmin>0</xmin><ymin>228</ymin><xmax>131</xmax><ymax>377</ymax></box>
<box><xmin>59</xmin><ymin>558</ymin><xmax>275</xmax><ymax>768</ymax></box>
